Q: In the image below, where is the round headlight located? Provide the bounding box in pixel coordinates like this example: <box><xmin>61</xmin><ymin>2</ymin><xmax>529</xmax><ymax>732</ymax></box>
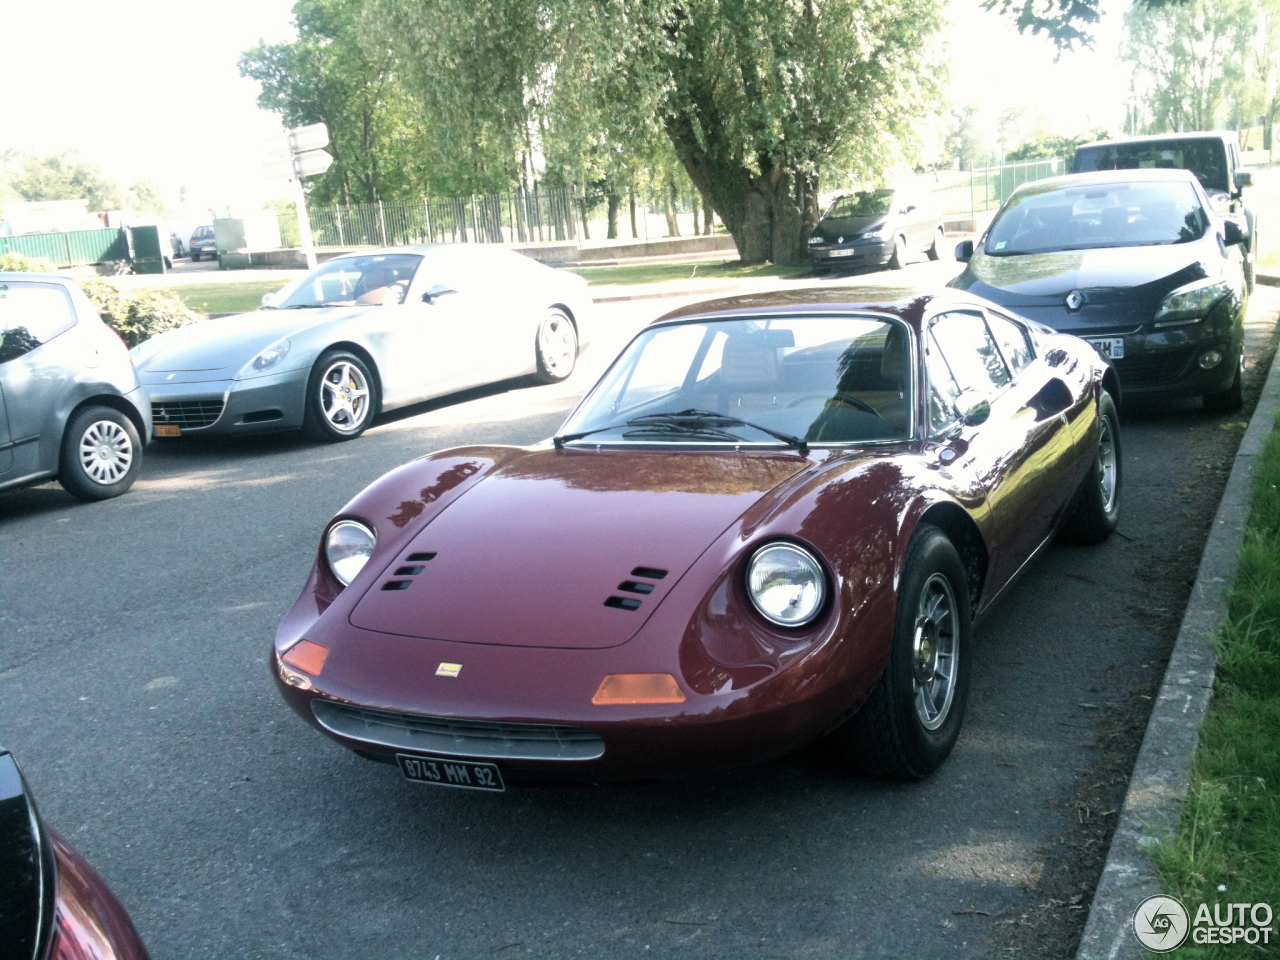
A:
<box><xmin>325</xmin><ymin>519</ymin><xmax>376</xmax><ymax>586</ymax></box>
<box><xmin>746</xmin><ymin>542</ymin><xmax>827</xmax><ymax>627</ymax></box>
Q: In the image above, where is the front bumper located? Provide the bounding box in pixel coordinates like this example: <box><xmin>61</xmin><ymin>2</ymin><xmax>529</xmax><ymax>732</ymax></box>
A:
<box><xmin>143</xmin><ymin>367</ymin><xmax>310</xmax><ymax>436</ymax></box>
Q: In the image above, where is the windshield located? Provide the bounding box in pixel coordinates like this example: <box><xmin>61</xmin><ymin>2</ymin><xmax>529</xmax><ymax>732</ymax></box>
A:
<box><xmin>278</xmin><ymin>254</ymin><xmax>422</xmax><ymax>308</ymax></box>
<box><xmin>559</xmin><ymin>315</ymin><xmax>912</xmax><ymax>447</ymax></box>
<box><xmin>824</xmin><ymin>190</ymin><xmax>894</xmax><ymax>220</ymax></box>
<box><xmin>984</xmin><ymin>180</ymin><xmax>1209</xmax><ymax>256</ymax></box>
<box><xmin>1074</xmin><ymin>139</ymin><xmax>1229</xmax><ymax>193</ymax></box>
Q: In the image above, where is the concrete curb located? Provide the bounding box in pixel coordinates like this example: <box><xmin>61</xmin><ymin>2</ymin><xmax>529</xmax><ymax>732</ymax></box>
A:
<box><xmin>1074</xmin><ymin>313</ymin><xmax>1280</xmax><ymax>958</ymax></box>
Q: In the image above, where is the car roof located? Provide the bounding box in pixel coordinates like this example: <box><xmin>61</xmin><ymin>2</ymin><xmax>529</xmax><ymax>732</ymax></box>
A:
<box><xmin>0</xmin><ymin>272</ymin><xmax>79</xmax><ymax>287</ymax></box>
<box><xmin>1076</xmin><ymin>131</ymin><xmax>1239</xmax><ymax>150</ymax></box>
<box><xmin>1006</xmin><ymin>167</ymin><xmax>1201</xmax><ymax>200</ymax></box>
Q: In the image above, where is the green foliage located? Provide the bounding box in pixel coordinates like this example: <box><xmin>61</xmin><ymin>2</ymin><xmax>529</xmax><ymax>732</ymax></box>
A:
<box><xmin>1006</xmin><ymin>129</ymin><xmax>1110</xmax><ymax>163</ymax></box>
<box><xmin>7</xmin><ymin>152</ymin><xmax>123</xmax><ymax>212</ymax></box>
<box><xmin>0</xmin><ymin>253</ymin><xmax>54</xmax><ymax>273</ymax></box>
<box><xmin>127</xmin><ymin>181</ymin><xmax>171</xmax><ymax>216</ymax></box>
<box><xmin>79</xmin><ymin>280</ymin><xmax>202</xmax><ymax>348</ymax></box>
<box><xmin>1154</xmin><ymin>415</ymin><xmax>1280</xmax><ymax>941</ymax></box>
<box><xmin>1123</xmin><ymin>0</ymin><xmax>1253</xmax><ymax>133</ymax></box>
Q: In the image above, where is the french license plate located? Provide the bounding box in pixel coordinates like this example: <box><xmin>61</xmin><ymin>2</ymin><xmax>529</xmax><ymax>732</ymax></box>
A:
<box><xmin>1084</xmin><ymin>337</ymin><xmax>1125</xmax><ymax>360</ymax></box>
<box><xmin>154</xmin><ymin>424</ymin><xmax>181</xmax><ymax>438</ymax></box>
<box><xmin>827</xmin><ymin>249</ymin><xmax>855</xmax><ymax>258</ymax></box>
<box><xmin>396</xmin><ymin>753</ymin><xmax>505</xmax><ymax>792</ymax></box>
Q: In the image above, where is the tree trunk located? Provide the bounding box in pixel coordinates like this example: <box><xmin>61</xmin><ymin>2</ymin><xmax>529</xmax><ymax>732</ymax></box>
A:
<box><xmin>629</xmin><ymin>187</ymin><xmax>638</xmax><ymax>239</ymax></box>
<box><xmin>703</xmin><ymin>195</ymin><xmax>714</xmax><ymax>234</ymax></box>
<box><xmin>664</xmin><ymin>180</ymin><xmax>680</xmax><ymax>236</ymax></box>
<box><xmin>691</xmin><ymin>197</ymin><xmax>701</xmax><ymax>235</ymax></box>
<box><xmin>607</xmin><ymin>194</ymin><xmax>621</xmax><ymax>239</ymax></box>
<box><xmin>578</xmin><ymin>188</ymin><xmax>591</xmax><ymax>241</ymax></box>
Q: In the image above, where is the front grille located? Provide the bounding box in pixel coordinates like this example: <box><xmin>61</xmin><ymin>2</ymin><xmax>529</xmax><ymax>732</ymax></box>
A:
<box><xmin>311</xmin><ymin>701</ymin><xmax>605</xmax><ymax>761</ymax></box>
<box><xmin>152</xmin><ymin>399</ymin><xmax>225</xmax><ymax>428</ymax></box>
<box><xmin>1113</xmin><ymin>348</ymin><xmax>1197</xmax><ymax>388</ymax></box>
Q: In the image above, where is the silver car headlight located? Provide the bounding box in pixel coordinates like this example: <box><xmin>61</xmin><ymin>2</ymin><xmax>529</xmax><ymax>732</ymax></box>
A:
<box><xmin>325</xmin><ymin>519</ymin><xmax>377</xmax><ymax>586</ymax></box>
<box><xmin>808</xmin><ymin>235</ymin><xmax>825</xmax><ymax>245</ymax></box>
<box><xmin>860</xmin><ymin>225</ymin><xmax>888</xmax><ymax>239</ymax></box>
<box><xmin>746</xmin><ymin>542</ymin><xmax>827</xmax><ymax>628</ymax></box>
<box><xmin>1155</xmin><ymin>278</ymin><xmax>1233</xmax><ymax>327</ymax></box>
<box><xmin>249</xmin><ymin>338</ymin><xmax>291</xmax><ymax>372</ymax></box>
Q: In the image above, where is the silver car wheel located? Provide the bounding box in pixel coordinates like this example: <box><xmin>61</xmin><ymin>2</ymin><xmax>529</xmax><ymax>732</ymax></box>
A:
<box><xmin>78</xmin><ymin>420</ymin><xmax>134</xmax><ymax>485</ymax></box>
<box><xmin>912</xmin><ymin>572</ymin><xmax>958</xmax><ymax>731</ymax></box>
<box><xmin>320</xmin><ymin>361</ymin><xmax>371</xmax><ymax>434</ymax></box>
<box><xmin>539</xmin><ymin>313</ymin><xmax>576</xmax><ymax>379</ymax></box>
<box><xmin>1097</xmin><ymin>411</ymin><xmax>1118</xmax><ymax>514</ymax></box>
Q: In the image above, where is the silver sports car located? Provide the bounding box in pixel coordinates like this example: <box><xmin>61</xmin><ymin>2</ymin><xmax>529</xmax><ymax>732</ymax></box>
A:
<box><xmin>132</xmin><ymin>245</ymin><xmax>593</xmax><ymax>442</ymax></box>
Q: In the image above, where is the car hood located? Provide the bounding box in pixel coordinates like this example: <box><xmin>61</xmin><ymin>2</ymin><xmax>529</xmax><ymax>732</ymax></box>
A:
<box><xmin>134</xmin><ymin>307</ymin><xmax>371</xmax><ymax>377</ymax></box>
<box><xmin>815</xmin><ymin>215</ymin><xmax>886</xmax><ymax>242</ymax></box>
<box><xmin>949</xmin><ymin>242</ymin><xmax>1213</xmax><ymax>333</ymax></box>
<box><xmin>348</xmin><ymin>449</ymin><xmax>811</xmax><ymax>649</ymax></box>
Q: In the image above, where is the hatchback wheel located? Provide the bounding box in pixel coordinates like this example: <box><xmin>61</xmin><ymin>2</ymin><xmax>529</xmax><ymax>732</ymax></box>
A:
<box><xmin>58</xmin><ymin>406</ymin><xmax>142</xmax><ymax>501</ymax></box>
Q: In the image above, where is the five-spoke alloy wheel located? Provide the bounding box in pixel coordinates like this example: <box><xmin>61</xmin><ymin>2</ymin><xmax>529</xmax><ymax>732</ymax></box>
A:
<box><xmin>534</xmin><ymin>309</ymin><xmax>578</xmax><ymax>384</ymax></box>
<box><xmin>303</xmin><ymin>350</ymin><xmax>377</xmax><ymax>442</ymax></box>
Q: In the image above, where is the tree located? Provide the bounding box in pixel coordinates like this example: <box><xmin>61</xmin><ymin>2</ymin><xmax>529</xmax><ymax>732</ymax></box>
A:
<box><xmin>983</xmin><ymin>0</ymin><xmax>1206</xmax><ymax>52</ymax></box>
<box><xmin>371</xmin><ymin>0</ymin><xmax>943</xmax><ymax>265</ymax></box>
<box><xmin>1123</xmin><ymin>0</ymin><xmax>1253</xmax><ymax>133</ymax></box>
<box><xmin>7</xmin><ymin>153</ymin><xmax>123</xmax><ymax>212</ymax></box>
<box><xmin>128</xmin><ymin>181</ymin><xmax>171</xmax><ymax>216</ymax></box>
<box><xmin>1005</xmin><ymin>128</ymin><xmax>1110</xmax><ymax>162</ymax></box>
<box><xmin>1236</xmin><ymin>0</ymin><xmax>1280</xmax><ymax>149</ymax></box>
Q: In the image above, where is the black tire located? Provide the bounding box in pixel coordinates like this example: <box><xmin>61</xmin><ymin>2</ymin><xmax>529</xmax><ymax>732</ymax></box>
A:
<box><xmin>1058</xmin><ymin>391</ymin><xmax>1122</xmax><ymax>544</ymax></box>
<box><xmin>926</xmin><ymin>227</ymin><xmax>944</xmax><ymax>261</ymax></box>
<box><xmin>533</xmin><ymin>309</ymin><xmax>578</xmax><ymax>384</ymax></box>
<box><xmin>58</xmin><ymin>406</ymin><xmax>142</xmax><ymax>502</ymax></box>
<box><xmin>833</xmin><ymin>524</ymin><xmax>972</xmax><ymax>779</ymax></box>
<box><xmin>1204</xmin><ymin>354</ymin><xmax>1245</xmax><ymax>413</ymax></box>
<box><xmin>190</xmin><ymin>251</ymin><xmax>200</xmax><ymax>262</ymax></box>
<box><xmin>302</xmin><ymin>350</ymin><xmax>378</xmax><ymax>442</ymax></box>
<box><xmin>888</xmin><ymin>235</ymin><xmax>907</xmax><ymax>270</ymax></box>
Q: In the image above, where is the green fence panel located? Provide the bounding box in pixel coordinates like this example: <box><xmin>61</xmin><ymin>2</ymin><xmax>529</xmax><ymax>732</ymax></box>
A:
<box><xmin>0</xmin><ymin>228</ymin><xmax>129</xmax><ymax>267</ymax></box>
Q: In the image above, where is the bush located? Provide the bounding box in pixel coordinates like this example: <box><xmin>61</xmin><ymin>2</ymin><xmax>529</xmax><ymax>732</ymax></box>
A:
<box><xmin>80</xmin><ymin>280</ymin><xmax>202</xmax><ymax>348</ymax></box>
<box><xmin>0</xmin><ymin>252</ymin><xmax>55</xmax><ymax>273</ymax></box>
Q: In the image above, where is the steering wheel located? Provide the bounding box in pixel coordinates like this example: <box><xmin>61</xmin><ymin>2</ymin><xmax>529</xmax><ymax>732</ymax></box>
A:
<box><xmin>783</xmin><ymin>392</ymin><xmax>880</xmax><ymax>416</ymax></box>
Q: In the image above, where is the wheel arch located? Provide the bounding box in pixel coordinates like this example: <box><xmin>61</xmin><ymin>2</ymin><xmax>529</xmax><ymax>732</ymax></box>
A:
<box><xmin>914</xmin><ymin>501</ymin><xmax>987</xmax><ymax>611</ymax></box>
<box><xmin>548</xmin><ymin>303</ymin><xmax>579</xmax><ymax>338</ymax></box>
<box><xmin>1101</xmin><ymin>365</ymin><xmax>1121</xmax><ymax>412</ymax></box>
<box><xmin>320</xmin><ymin>341</ymin><xmax>383</xmax><ymax>414</ymax></box>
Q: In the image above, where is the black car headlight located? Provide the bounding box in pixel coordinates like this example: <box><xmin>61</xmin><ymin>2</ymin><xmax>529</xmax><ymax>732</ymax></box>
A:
<box><xmin>746</xmin><ymin>542</ymin><xmax>827</xmax><ymax>627</ymax></box>
<box><xmin>1155</xmin><ymin>278</ymin><xmax>1233</xmax><ymax>327</ymax></box>
<box><xmin>325</xmin><ymin>519</ymin><xmax>376</xmax><ymax>586</ymax></box>
<box><xmin>808</xmin><ymin>235</ymin><xmax>825</xmax><ymax>246</ymax></box>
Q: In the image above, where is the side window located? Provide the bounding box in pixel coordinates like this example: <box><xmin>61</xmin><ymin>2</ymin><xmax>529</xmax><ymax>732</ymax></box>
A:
<box><xmin>985</xmin><ymin>311</ymin><xmax>1035</xmax><ymax>376</ymax></box>
<box><xmin>929</xmin><ymin>311</ymin><xmax>1011</xmax><ymax>397</ymax></box>
<box><xmin>0</xmin><ymin>282</ymin><xmax>76</xmax><ymax>365</ymax></box>
<box><xmin>924</xmin><ymin>330</ymin><xmax>963</xmax><ymax>434</ymax></box>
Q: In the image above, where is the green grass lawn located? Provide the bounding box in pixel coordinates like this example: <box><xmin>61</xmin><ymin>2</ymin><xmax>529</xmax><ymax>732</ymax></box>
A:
<box><xmin>170</xmin><ymin>281</ymin><xmax>291</xmax><ymax>315</ymax></box>
<box><xmin>1155</xmin><ymin>413</ymin><xmax>1280</xmax><ymax>955</ymax></box>
<box><xmin>566</xmin><ymin>258</ymin><xmax>806</xmax><ymax>286</ymax></box>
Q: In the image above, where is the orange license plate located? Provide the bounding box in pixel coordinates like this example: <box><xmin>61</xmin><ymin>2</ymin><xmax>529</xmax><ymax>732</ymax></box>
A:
<box><xmin>154</xmin><ymin>424</ymin><xmax>181</xmax><ymax>438</ymax></box>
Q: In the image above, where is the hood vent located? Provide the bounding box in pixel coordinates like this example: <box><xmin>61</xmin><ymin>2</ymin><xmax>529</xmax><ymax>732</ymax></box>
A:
<box><xmin>604</xmin><ymin>596</ymin><xmax>642</xmax><ymax>611</ymax></box>
<box><xmin>381</xmin><ymin>551</ymin><xmax>438</xmax><ymax>591</ymax></box>
<box><xmin>631</xmin><ymin>566</ymin><xmax>668</xmax><ymax>580</ymax></box>
<box><xmin>603</xmin><ymin>566</ymin><xmax>670</xmax><ymax>612</ymax></box>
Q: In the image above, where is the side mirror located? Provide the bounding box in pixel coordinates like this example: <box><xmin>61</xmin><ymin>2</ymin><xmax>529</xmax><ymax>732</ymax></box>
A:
<box><xmin>903</xmin><ymin>205</ymin><xmax>917</xmax><ymax>214</ymax></box>
<box><xmin>956</xmin><ymin>390</ymin><xmax>990</xmax><ymax>427</ymax></box>
<box><xmin>955</xmin><ymin>239</ymin><xmax>974</xmax><ymax>262</ymax></box>
<box><xmin>1223</xmin><ymin>218</ymin><xmax>1244</xmax><ymax>247</ymax></box>
<box><xmin>422</xmin><ymin>283</ymin><xmax>458</xmax><ymax>304</ymax></box>
<box><xmin>261</xmin><ymin>292</ymin><xmax>280</xmax><ymax>308</ymax></box>
<box><xmin>1234</xmin><ymin>170</ymin><xmax>1253</xmax><ymax>190</ymax></box>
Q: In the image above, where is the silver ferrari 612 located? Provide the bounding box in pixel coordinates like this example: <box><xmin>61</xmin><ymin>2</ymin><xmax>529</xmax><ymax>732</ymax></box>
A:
<box><xmin>131</xmin><ymin>245</ymin><xmax>593</xmax><ymax>442</ymax></box>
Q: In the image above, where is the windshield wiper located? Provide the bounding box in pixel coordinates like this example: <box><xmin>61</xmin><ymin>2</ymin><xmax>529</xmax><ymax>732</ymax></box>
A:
<box><xmin>280</xmin><ymin>303</ymin><xmax>331</xmax><ymax>309</ymax></box>
<box><xmin>555</xmin><ymin>408</ymin><xmax>808</xmax><ymax>454</ymax></box>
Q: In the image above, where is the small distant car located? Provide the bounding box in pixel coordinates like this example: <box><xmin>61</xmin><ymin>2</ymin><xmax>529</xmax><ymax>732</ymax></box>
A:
<box><xmin>0</xmin><ymin>273</ymin><xmax>150</xmax><ymax>501</ymax></box>
<box><xmin>133</xmin><ymin>245</ymin><xmax>593</xmax><ymax>443</ymax></box>
<box><xmin>950</xmin><ymin>167</ymin><xmax>1248</xmax><ymax>411</ymax></box>
<box><xmin>808</xmin><ymin>188</ymin><xmax>945</xmax><ymax>272</ymax></box>
<box><xmin>273</xmin><ymin>288</ymin><xmax>1120</xmax><ymax>787</ymax></box>
<box><xmin>188</xmin><ymin>225</ymin><xmax>217</xmax><ymax>262</ymax></box>
<box><xmin>1072</xmin><ymin>131</ymin><xmax>1257</xmax><ymax>291</ymax></box>
<box><xmin>2</xmin><ymin>748</ymin><xmax>151</xmax><ymax>959</ymax></box>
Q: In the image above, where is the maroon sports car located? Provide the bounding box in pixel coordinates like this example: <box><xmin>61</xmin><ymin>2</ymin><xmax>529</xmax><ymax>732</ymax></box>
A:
<box><xmin>273</xmin><ymin>288</ymin><xmax>1121</xmax><ymax>786</ymax></box>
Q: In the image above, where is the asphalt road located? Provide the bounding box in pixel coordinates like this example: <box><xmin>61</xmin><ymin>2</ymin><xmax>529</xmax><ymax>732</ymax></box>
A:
<box><xmin>1</xmin><ymin>263</ymin><xmax>1275</xmax><ymax>960</ymax></box>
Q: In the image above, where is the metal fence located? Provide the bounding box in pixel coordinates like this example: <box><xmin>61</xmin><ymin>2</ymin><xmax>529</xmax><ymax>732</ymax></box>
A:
<box><xmin>960</xmin><ymin>158</ymin><xmax>1065</xmax><ymax>217</ymax></box>
<box><xmin>0</xmin><ymin>228</ymin><xmax>130</xmax><ymax>267</ymax></box>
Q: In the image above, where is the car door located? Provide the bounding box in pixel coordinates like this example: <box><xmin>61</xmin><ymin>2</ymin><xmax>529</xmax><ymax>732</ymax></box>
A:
<box><xmin>925</xmin><ymin>309</ymin><xmax>1076</xmax><ymax>590</ymax></box>
<box><xmin>0</xmin><ymin>381</ymin><xmax>12</xmax><ymax>476</ymax></box>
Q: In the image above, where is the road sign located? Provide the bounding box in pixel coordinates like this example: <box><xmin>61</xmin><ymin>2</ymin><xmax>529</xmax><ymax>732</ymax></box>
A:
<box><xmin>293</xmin><ymin>148</ymin><xmax>334</xmax><ymax>177</ymax></box>
<box><xmin>287</xmin><ymin>122</ymin><xmax>330</xmax><ymax>152</ymax></box>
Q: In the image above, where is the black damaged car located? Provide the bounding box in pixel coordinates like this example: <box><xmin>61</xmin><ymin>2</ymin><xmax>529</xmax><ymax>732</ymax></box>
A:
<box><xmin>949</xmin><ymin>168</ymin><xmax>1248</xmax><ymax>411</ymax></box>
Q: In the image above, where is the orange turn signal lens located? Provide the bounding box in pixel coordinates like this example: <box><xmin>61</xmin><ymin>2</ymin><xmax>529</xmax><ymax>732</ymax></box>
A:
<box><xmin>592</xmin><ymin>673</ymin><xmax>686</xmax><ymax>705</ymax></box>
<box><xmin>282</xmin><ymin>640</ymin><xmax>329</xmax><ymax>676</ymax></box>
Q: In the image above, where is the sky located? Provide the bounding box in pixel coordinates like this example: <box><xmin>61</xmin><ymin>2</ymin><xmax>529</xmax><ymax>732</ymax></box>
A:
<box><xmin>0</xmin><ymin>0</ymin><xmax>1131</xmax><ymax>215</ymax></box>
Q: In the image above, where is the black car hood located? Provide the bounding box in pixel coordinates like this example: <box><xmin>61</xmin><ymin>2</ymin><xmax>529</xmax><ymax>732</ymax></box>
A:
<box><xmin>815</xmin><ymin>215</ymin><xmax>885</xmax><ymax>242</ymax></box>
<box><xmin>949</xmin><ymin>241</ymin><xmax>1214</xmax><ymax>334</ymax></box>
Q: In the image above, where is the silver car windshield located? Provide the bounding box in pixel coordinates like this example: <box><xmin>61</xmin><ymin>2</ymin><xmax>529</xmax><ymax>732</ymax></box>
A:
<box><xmin>559</xmin><ymin>315</ymin><xmax>912</xmax><ymax>447</ymax></box>
<box><xmin>278</xmin><ymin>254</ymin><xmax>422</xmax><ymax>308</ymax></box>
<box><xmin>985</xmin><ymin>180</ymin><xmax>1209</xmax><ymax>256</ymax></box>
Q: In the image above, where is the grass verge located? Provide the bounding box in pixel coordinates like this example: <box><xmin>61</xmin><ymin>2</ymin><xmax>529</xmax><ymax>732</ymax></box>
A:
<box><xmin>566</xmin><ymin>258</ymin><xmax>806</xmax><ymax>287</ymax></box>
<box><xmin>169</xmin><ymin>281</ymin><xmax>291</xmax><ymax>315</ymax></box>
<box><xmin>1154</xmin><ymin>411</ymin><xmax>1280</xmax><ymax>955</ymax></box>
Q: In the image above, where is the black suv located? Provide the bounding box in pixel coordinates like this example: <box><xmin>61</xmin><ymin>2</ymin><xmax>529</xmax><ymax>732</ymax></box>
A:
<box><xmin>1073</xmin><ymin>131</ymin><xmax>1257</xmax><ymax>290</ymax></box>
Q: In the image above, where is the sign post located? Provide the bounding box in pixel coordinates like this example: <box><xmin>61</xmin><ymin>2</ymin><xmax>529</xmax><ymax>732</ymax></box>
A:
<box><xmin>263</xmin><ymin>123</ymin><xmax>334</xmax><ymax>270</ymax></box>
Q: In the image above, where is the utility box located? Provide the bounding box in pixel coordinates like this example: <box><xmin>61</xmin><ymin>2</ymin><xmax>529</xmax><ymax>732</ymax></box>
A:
<box><xmin>214</xmin><ymin>212</ymin><xmax>281</xmax><ymax>257</ymax></box>
<box><xmin>130</xmin><ymin>225</ymin><xmax>167</xmax><ymax>274</ymax></box>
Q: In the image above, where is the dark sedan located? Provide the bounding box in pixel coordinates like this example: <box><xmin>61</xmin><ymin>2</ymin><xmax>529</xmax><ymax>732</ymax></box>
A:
<box><xmin>273</xmin><ymin>288</ymin><xmax>1120</xmax><ymax>787</ymax></box>
<box><xmin>950</xmin><ymin>168</ymin><xmax>1248</xmax><ymax>411</ymax></box>
<box><xmin>808</xmin><ymin>188</ymin><xmax>945</xmax><ymax>272</ymax></box>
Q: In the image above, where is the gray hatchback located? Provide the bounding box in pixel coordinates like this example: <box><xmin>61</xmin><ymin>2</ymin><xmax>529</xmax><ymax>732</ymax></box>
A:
<box><xmin>0</xmin><ymin>273</ymin><xmax>151</xmax><ymax>501</ymax></box>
